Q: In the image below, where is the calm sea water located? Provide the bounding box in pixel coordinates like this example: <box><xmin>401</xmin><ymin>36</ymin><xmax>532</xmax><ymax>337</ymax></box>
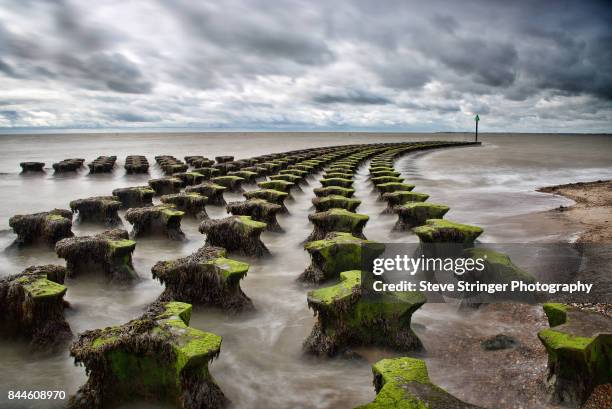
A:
<box><xmin>0</xmin><ymin>132</ymin><xmax>611</xmax><ymax>409</ymax></box>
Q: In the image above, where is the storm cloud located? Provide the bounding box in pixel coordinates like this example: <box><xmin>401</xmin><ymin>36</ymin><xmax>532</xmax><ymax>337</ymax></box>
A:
<box><xmin>0</xmin><ymin>0</ymin><xmax>610</xmax><ymax>131</ymax></box>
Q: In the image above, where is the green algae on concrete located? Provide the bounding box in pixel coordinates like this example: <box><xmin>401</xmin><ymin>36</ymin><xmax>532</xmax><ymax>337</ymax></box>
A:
<box><xmin>55</xmin><ymin>229</ymin><xmax>138</xmax><ymax>281</ymax></box>
<box><xmin>304</xmin><ymin>271</ymin><xmax>426</xmax><ymax>356</ymax></box>
<box><xmin>257</xmin><ymin>180</ymin><xmax>295</xmax><ymax>193</ymax></box>
<box><xmin>355</xmin><ymin>357</ymin><xmax>483</xmax><ymax>409</ymax></box>
<box><xmin>312</xmin><ymin>195</ymin><xmax>361</xmax><ymax>213</ymax></box>
<box><xmin>191</xmin><ymin>167</ymin><xmax>220</xmax><ymax>180</ymax></box>
<box><xmin>414</xmin><ymin>219</ymin><xmax>483</xmax><ymax>244</ymax></box>
<box><xmin>0</xmin><ymin>265</ymin><xmax>71</xmax><ymax>346</ymax></box>
<box><xmin>323</xmin><ymin>172</ymin><xmax>354</xmax><ymax>180</ymax></box>
<box><xmin>70</xmin><ymin>196</ymin><xmax>122</xmax><ymax>226</ymax></box>
<box><xmin>148</xmin><ymin>177</ymin><xmax>183</xmax><ymax>195</ymax></box>
<box><xmin>211</xmin><ymin>175</ymin><xmax>245</xmax><ymax>192</ymax></box>
<box><xmin>112</xmin><ymin>186</ymin><xmax>155</xmax><ymax>209</ymax></box>
<box><xmin>301</xmin><ymin>232</ymin><xmax>385</xmax><ymax>283</ymax></box>
<box><xmin>393</xmin><ymin>202</ymin><xmax>447</xmax><ymax>230</ymax></box>
<box><xmin>68</xmin><ymin>301</ymin><xmax>226</xmax><ymax>409</ymax></box>
<box><xmin>125</xmin><ymin>205</ymin><xmax>186</xmax><ymax>240</ymax></box>
<box><xmin>280</xmin><ymin>168</ymin><xmax>308</xmax><ymax>177</ymax></box>
<box><xmin>320</xmin><ymin>177</ymin><xmax>353</xmax><ymax>188</ymax></box>
<box><xmin>186</xmin><ymin>182</ymin><xmax>227</xmax><ymax>206</ymax></box>
<box><xmin>199</xmin><ymin>215</ymin><xmax>269</xmax><ymax>257</ymax></box>
<box><xmin>376</xmin><ymin>182</ymin><xmax>416</xmax><ymax>195</ymax></box>
<box><xmin>228</xmin><ymin>170</ymin><xmax>259</xmax><ymax>183</ymax></box>
<box><xmin>537</xmin><ymin>303</ymin><xmax>612</xmax><ymax>406</ymax></box>
<box><xmin>226</xmin><ymin>198</ymin><xmax>284</xmax><ymax>232</ymax></box>
<box><xmin>9</xmin><ymin>208</ymin><xmax>73</xmax><ymax>246</ymax></box>
<box><xmin>381</xmin><ymin>191</ymin><xmax>427</xmax><ymax>214</ymax></box>
<box><xmin>371</xmin><ymin>175</ymin><xmax>405</xmax><ymax>185</ymax></box>
<box><xmin>370</xmin><ymin>170</ymin><xmax>401</xmax><ymax>178</ymax></box>
<box><xmin>152</xmin><ymin>246</ymin><xmax>252</xmax><ymax>312</ymax></box>
<box><xmin>160</xmin><ymin>192</ymin><xmax>209</xmax><ymax>220</ymax></box>
<box><xmin>173</xmin><ymin>172</ymin><xmax>205</xmax><ymax>186</ymax></box>
<box><xmin>307</xmin><ymin>208</ymin><xmax>369</xmax><ymax>241</ymax></box>
<box><xmin>313</xmin><ymin>186</ymin><xmax>356</xmax><ymax>198</ymax></box>
<box><xmin>243</xmin><ymin>189</ymin><xmax>290</xmax><ymax>212</ymax></box>
<box><xmin>269</xmin><ymin>173</ymin><xmax>302</xmax><ymax>184</ymax></box>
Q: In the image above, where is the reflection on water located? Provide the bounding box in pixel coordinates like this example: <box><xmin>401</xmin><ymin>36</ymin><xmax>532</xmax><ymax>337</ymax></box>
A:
<box><xmin>0</xmin><ymin>132</ymin><xmax>611</xmax><ymax>409</ymax></box>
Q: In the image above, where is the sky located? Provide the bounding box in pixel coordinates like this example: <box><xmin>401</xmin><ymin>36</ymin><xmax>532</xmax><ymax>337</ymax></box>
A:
<box><xmin>0</xmin><ymin>0</ymin><xmax>611</xmax><ymax>132</ymax></box>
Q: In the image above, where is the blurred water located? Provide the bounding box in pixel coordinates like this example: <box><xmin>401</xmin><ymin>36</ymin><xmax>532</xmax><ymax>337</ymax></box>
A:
<box><xmin>0</xmin><ymin>132</ymin><xmax>611</xmax><ymax>409</ymax></box>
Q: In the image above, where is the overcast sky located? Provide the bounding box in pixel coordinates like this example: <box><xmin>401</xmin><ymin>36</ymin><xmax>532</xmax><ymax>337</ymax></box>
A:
<box><xmin>0</xmin><ymin>0</ymin><xmax>611</xmax><ymax>132</ymax></box>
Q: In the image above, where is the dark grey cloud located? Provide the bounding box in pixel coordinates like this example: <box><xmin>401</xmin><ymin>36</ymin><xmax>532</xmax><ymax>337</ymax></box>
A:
<box><xmin>0</xmin><ymin>0</ymin><xmax>610</xmax><ymax>131</ymax></box>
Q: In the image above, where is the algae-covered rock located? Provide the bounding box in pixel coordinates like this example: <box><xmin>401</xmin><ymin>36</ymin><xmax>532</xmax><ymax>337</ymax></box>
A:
<box><xmin>301</xmin><ymin>232</ymin><xmax>385</xmax><ymax>283</ymax></box>
<box><xmin>307</xmin><ymin>208</ymin><xmax>369</xmax><ymax>241</ymax></box>
<box><xmin>190</xmin><ymin>157</ymin><xmax>215</xmax><ymax>168</ymax></box>
<box><xmin>320</xmin><ymin>177</ymin><xmax>353</xmax><ymax>188</ymax></box>
<box><xmin>381</xmin><ymin>191</ymin><xmax>426</xmax><ymax>214</ymax></box>
<box><xmin>257</xmin><ymin>180</ymin><xmax>295</xmax><ymax>194</ymax></box>
<box><xmin>186</xmin><ymin>182</ymin><xmax>227</xmax><ymax>206</ymax></box>
<box><xmin>323</xmin><ymin>172</ymin><xmax>354</xmax><ymax>180</ymax></box>
<box><xmin>228</xmin><ymin>170</ymin><xmax>259</xmax><ymax>184</ymax></box>
<box><xmin>414</xmin><ymin>219</ymin><xmax>483</xmax><ymax>244</ymax></box>
<box><xmin>148</xmin><ymin>177</ymin><xmax>183</xmax><ymax>195</ymax></box>
<box><xmin>68</xmin><ymin>301</ymin><xmax>227</xmax><ymax>409</ymax></box>
<box><xmin>192</xmin><ymin>167</ymin><xmax>220</xmax><ymax>180</ymax></box>
<box><xmin>20</xmin><ymin>162</ymin><xmax>45</xmax><ymax>172</ymax></box>
<box><xmin>313</xmin><ymin>186</ymin><xmax>356</xmax><ymax>198</ymax></box>
<box><xmin>160</xmin><ymin>192</ymin><xmax>209</xmax><ymax>220</ymax></box>
<box><xmin>88</xmin><ymin>156</ymin><xmax>117</xmax><ymax>174</ymax></box>
<box><xmin>371</xmin><ymin>175</ymin><xmax>404</xmax><ymax>185</ymax></box>
<box><xmin>537</xmin><ymin>303</ymin><xmax>612</xmax><ymax>407</ymax></box>
<box><xmin>215</xmin><ymin>155</ymin><xmax>234</xmax><ymax>163</ymax></box>
<box><xmin>152</xmin><ymin>246</ymin><xmax>253</xmax><ymax>312</ymax></box>
<box><xmin>269</xmin><ymin>173</ymin><xmax>302</xmax><ymax>184</ymax></box>
<box><xmin>9</xmin><ymin>209</ymin><xmax>73</xmax><ymax>246</ymax></box>
<box><xmin>199</xmin><ymin>216</ymin><xmax>269</xmax><ymax>257</ymax></box>
<box><xmin>211</xmin><ymin>175</ymin><xmax>245</xmax><ymax>192</ymax></box>
<box><xmin>393</xmin><ymin>202</ymin><xmax>447</xmax><ymax>230</ymax></box>
<box><xmin>226</xmin><ymin>199</ymin><xmax>283</xmax><ymax>232</ymax></box>
<box><xmin>173</xmin><ymin>172</ymin><xmax>205</xmax><ymax>186</ymax></box>
<box><xmin>124</xmin><ymin>155</ymin><xmax>149</xmax><ymax>174</ymax></box>
<box><xmin>312</xmin><ymin>195</ymin><xmax>361</xmax><ymax>213</ymax></box>
<box><xmin>370</xmin><ymin>170</ymin><xmax>400</xmax><ymax>178</ymax></box>
<box><xmin>304</xmin><ymin>270</ymin><xmax>425</xmax><ymax>356</ymax></box>
<box><xmin>55</xmin><ymin>229</ymin><xmax>138</xmax><ymax>281</ymax></box>
<box><xmin>376</xmin><ymin>182</ymin><xmax>416</xmax><ymax>196</ymax></box>
<box><xmin>355</xmin><ymin>357</ymin><xmax>483</xmax><ymax>409</ymax></box>
<box><xmin>70</xmin><ymin>196</ymin><xmax>122</xmax><ymax>226</ymax></box>
<box><xmin>125</xmin><ymin>205</ymin><xmax>186</xmax><ymax>240</ymax></box>
<box><xmin>112</xmin><ymin>186</ymin><xmax>155</xmax><ymax>209</ymax></box>
<box><xmin>53</xmin><ymin>158</ymin><xmax>85</xmax><ymax>173</ymax></box>
<box><xmin>0</xmin><ymin>265</ymin><xmax>71</xmax><ymax>346</ymax></box>
<box><xmin>243</xmin><ymin>189</ymin><xmax>289</xmax><ymax>213</ymax></box>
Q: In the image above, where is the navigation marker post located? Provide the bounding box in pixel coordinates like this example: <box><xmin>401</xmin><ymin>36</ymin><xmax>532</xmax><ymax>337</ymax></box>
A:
<box><xmin>474</xmin><ymin>114</ymin><xmax>480</xmax><ymax>142</ymax></box>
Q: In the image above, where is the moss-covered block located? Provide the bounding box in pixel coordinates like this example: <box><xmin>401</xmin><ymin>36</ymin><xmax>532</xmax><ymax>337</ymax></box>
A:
<box><xmin>243</xmin><ymin>189</ymin><xmax>289</xmax><ymax>213</ymax></box>
<box><xmin>257</xmin><ymin>180</ymin><xmax>295</xmax><ymax>193</ymax></box>
<box><xmin>301</xmin><ymin>232</ymin><xmax>385</xmax><ymax>283</ymax></box>
<box><xmin>0</xmin><ymin>265</ymin><xmax>71</xmax><ymax>346</ymax></box>
<box><xmin>226</xmin><ymin>198</ymin><xmax>284</xmax><ymax>232</ymax></box>
<box><xmin>313</xmin><ymin>186</ymin><xmax>356</xmax><ymax>198</ymax></box>
<box><xmin>68</xmin><ymin>302</ymin><xmax>226</xmax><ymax>409</ymax></box>
<box><xmin>355</xmin><ymin>357</ymin><xmax>483</xmax><ymax>409</ymax></box>
<box><xmin>269</xmin><ymin>173</ymin><xmax>302</xmax><ymax>184</ymax></box>
<box><xmin>199</xmin><ymin>216</ymin><xmax>269</xmax><ymax>257</ymax></box>
<box><xmin>148</xmin><ymin>177</ymin><xmax>183</xmax><ymax>195</ymax></box>
<box><xmin>70</xmin><ymin>196</ymin><xmax>122</xmax><ymax>226</ymax></box>
<box><xmin>376</xmin><ymin>182</ymin><xmax>416</xmax><ymax>195</ymax></box>
<box><xmin>304</xmin><ymin>271</ymin><xmax>425</xmax><ymax>356</ymax></box>
<box><xmin>9</xmin><ymin>209</ymin><xmax>73</xmax><ymax>246</ymax></box>
<box><xmin>393</xmin><ymin>202</ymin><xmax>447</xmax><ymax>229</ymax></box>
<box><xmin>186</xmin><ymin>182</ymin><xmax>227</xmax><ymax>206</ymax></box>
<box><xmin>312</xmin><ymin>195</ymin><xmax>361</xmax><ymax>213</ymax></box>
<box><xmin>55</xmin><ymin>229</ymin><xmax>138</xmax><ymax>281</ymax></box>
<box><xmin>152</xmin><ymin>246</ymin><xmax>252</xmax><ymax>312</ymax></box>
<box><xmin>370</xmin><ymin>170</ymin><xmax>401</xmax><ymax>178</ymax></box>
<box><xmin>191</xmin><ymin>167</ymin><xmax>220</xmax><ymax>180</ymax></box>
<box><xmin>173</xmin><ymin>172</ymin><xmax>205</xmax><ymax>186</ymax></box>
<box><xmin>125</xmin><ymin>205</ymin><xmax>185</xmax><ymax>240</ymax></box>
<box><xmin>280</xmin><ymin>168</ymin><xmax>308</xmax><ymax>177</ymax></box>
<box><xmin>112</xmin><ymin>186</ymin><xmax>155</xmax><ymax>209</ymax></box>
<box><xmin>414</xmin><ymin>219</ymin><xmax>483</xmax><ymax>244</ymax></box>
<box><xmin>320</xmin><ymin>177</ymin><xmax>353</xmax><ymax>188</ymax></box>
<box><xmin>381</xmin><ymin>191</ymin><xmax>426</xmax><ymax>213</ymax></box>
<box><xmin>324</xmin><ymin>172</ymin><xmax>354</xmax><ymax>180</ymax></box>
<box><xmin>20</xmin><ymin>161</ymin><xmax>45</xmax><ymax>172</ymax></box>
<box><xmin>371</xmin><ymin>175</ymin><xmax>405</xmax><ymax>185</ymax></box>
<box><xmin>228</xmin><ymin>170</ymin><xmax>259</xmax><ymax>183</ymax></box>
<box><xmin>211</xmin><ymin>175</ymin><xmax>245</xmax><ymax>192</ymax></box>
<box><xmin>307</xmin><ymin>208</ymin><xmax>369</xmax><ymax>241</ymax></box>
<box><xmin>537</xmin><ymin>304</ymin><xmax>612</xmax><ymax>406</ymax></box>
<box><xmin>160</xmin><ymin>192</ymin><xmax>209</xmax><ymax>220</ymax></box>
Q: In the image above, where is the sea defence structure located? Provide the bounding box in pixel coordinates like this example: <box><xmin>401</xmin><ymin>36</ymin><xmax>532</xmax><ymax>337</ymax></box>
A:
<box><xmin>226</xmin><ymin>199</ymin><xmax>283</xmax><ymax>232</ymax></box>
<box><xmin>9</xmin><ymin>209</ymin><xmax>73</xmax><ymax>246</ymax></box>
<box><xmin>186</xmin><ymin>182</ymin><xmax>227</xmax><ymax>206</ymax></box>
<box><xmin>68</xmin><ymin>302</ymin><xmax>226</xmax><ymax>409</ymax></box>
<box><xmin>152</xmin><ymin>245</ymin><xmax>253</xmax><ymax>312</ymax></box>
<box><xmin>160</xmin><ymin>192</ymin><xmax>209</xmax><ymax>220</ymax></box>
<box><xmin>112</xmin><ymin>186</ymin><xmax>155</xmax><ymax>209</ymax></box>
<box><xmin>125</xmin><ymin>204</ymin><xmax>186</xmax><ymax>240</ymax></box>
<box><xmin>355</xmin><ymin>357</ymin><xmax>483</xmax><ymax>409</ymax></box>
<box><xmin>306</xmin><ymin>208</ymin><xmax>369</xmax><ymax>242</ymax></box>
<box><xmin>19</xmin><ymin>161</ymin><xmax>45</xmax><ymax>172</ymax></box>
<box><xmin>70</xmin><ymin>196</ymin><xmax>122</xmax><ymax>226</ymax></box>
<box><xmin>304</xmin><ymin>270</ymin><xmax>426</xmax><ymax>356</ymax></box>
<box><xmin>148</xmin><ymin>177</ymin><xmax>183</xmax><ymax>195</ymax></box>
<box><xmin>53</xmin><ymin>158</ymin><xmax>85</xmax><ymax>173</ymax></box>
<box><xmin>124</xmin><ymin>155</ymin><xmax>149</xmax><ymax>174</ymax></box>
<box><xmin>0</xmin><ymin>265</ymin><xmax>72</xmax><ymax>347</ymax></box>
<box><xmin>538</xmin><ymin>303</ymin><xmax>612</xmax><ymax>407</ymax></box>
<box><xmin>199</xmin><ymin>216</ymin><xmax>268</xmax><ymax>257</ymax></box>
<box><xmin>155</xmin><ymin>155</ymin><xmax>188</xmax><ymax>175</ymax></box>
<box><xmin>55</xmin><ymin>229</ymin><xmax>138</xmax><ymax>281</ymax></box>
<box><xmin>88</xmin><ymin>156</ymin><xmax>117</xmax><ymax>174</ymax></box>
